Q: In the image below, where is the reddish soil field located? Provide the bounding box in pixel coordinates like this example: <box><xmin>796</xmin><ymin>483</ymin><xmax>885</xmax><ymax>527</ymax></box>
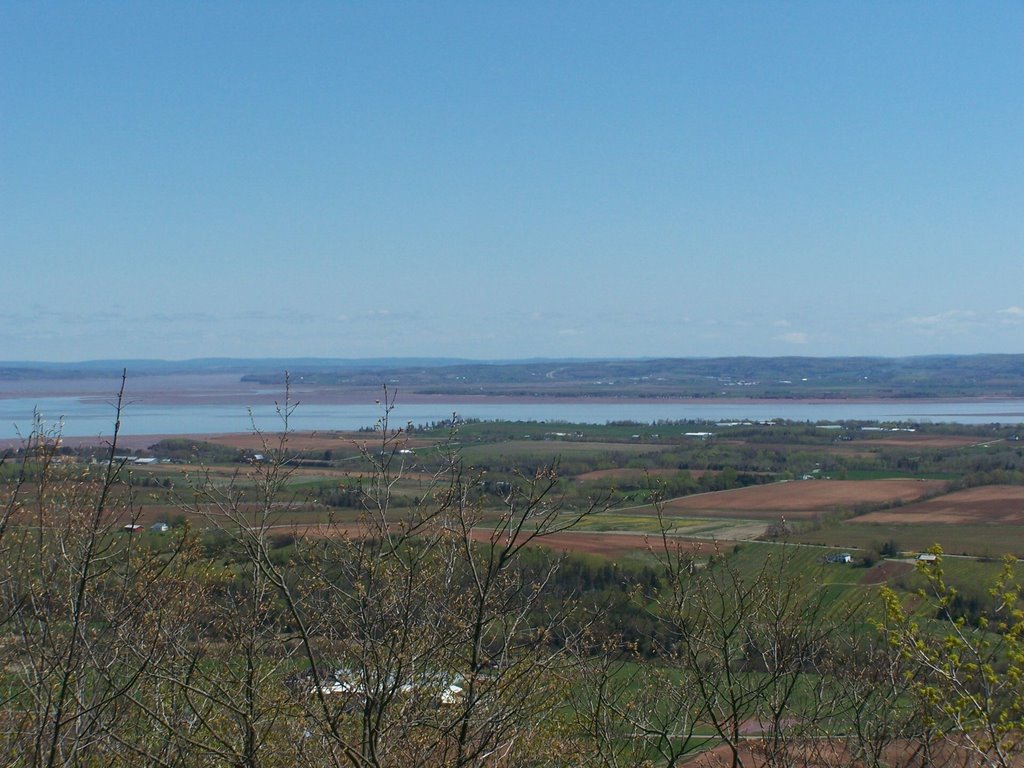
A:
<box><xmin>204</xmin><ymin>432</ymin><xmax>436</xmax><ymax>452</ymax></box>
<box><xmin>0</xmin><ymin>434</ymin><xmax>157</xmax><ymax>451</ymax></box>
<box><xmin>856</xmin><ymin>434</ymin><xmax>997</xmax><ymax>449</ymax></box>
<box><xmin>679</xmin><ymin>738</ymin><xmax>1009</xmax><ymax>767</ymax></box>
<box><xmin>854</xmin><ymin>484</ymin><xmax>1024</xmax><ymax>525</ymax></box>
<box><xmin>859</xmin><ymin>559</ymin><xmax>915</xmax><ymax>585</ymax></box>
<box><xmin>661</xmin><ymin>479</ymin><xmax>946</xmax><ymax>520</ymax></box>
<box><xmin>467</xmin><ymin>529</ymin><xmax>721</xmax><ymax>557</ymax></box>
<box><xmin>137</xmin><ymin>463</ymin><xmax>438</xmax><ymax>485</ymax></box>
<box><xmin>115</xmin><ymin>510</ymin><xmax>696</xmax><ymax>559</ymax></box>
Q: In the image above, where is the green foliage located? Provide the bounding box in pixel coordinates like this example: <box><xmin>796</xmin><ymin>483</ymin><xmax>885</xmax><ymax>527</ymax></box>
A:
<box><xmin>879</xmin><ymin>538</ymin><xmax>902</xmax><ymax>557</ymax></box>
<box><xmin>879</xmin><ymin>546</ymin><xmax>1024</xmax><ymax>766</ymax></box>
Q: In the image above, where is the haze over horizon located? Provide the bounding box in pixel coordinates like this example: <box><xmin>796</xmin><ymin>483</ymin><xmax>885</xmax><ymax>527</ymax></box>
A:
<box><xmin>6</xmin><ymin>352</ymin><xmax>1024</xmax><ymax>369</ymax></box>
<box><xmin>3</xmin><ymin>3</ymin><xmax>1022</xmax><ymax>363</ymax></box>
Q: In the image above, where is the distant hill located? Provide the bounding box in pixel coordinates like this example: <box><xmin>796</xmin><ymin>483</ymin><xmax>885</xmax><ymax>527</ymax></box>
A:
<box><xmin>237</xmin><ymin>354</ymin><xmax>1024</xmax><ymax>400</ymax></box>
<box><xmin>0</xmin><ymin>357</ymin><xmax>477</xmax><ymax>379</ymax></box>
<box><xmin>5</xmin><ymin>355</ymin><xmax>1023</xmax><ymax>400</ymax></box>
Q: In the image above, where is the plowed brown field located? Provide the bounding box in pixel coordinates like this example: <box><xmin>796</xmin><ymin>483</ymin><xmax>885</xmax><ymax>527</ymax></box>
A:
<box><xmin>470</xmin><ymin>530</ymin><xmax>720</xmax><ymax>557</ymax></box>
<box><xmin>207</xmin><ymin>432</ymin><xmax>436</xmax><ymax>452</ymax></box>
<box><xmin>289</xmin><ymin>525</ymin><xmax>714</xmax><ymax>558</ymax></box>
<box><xmin>660</xmin><ymin>479</ymin><xmax>946</xmax><ymax>520</ymax></box>
<box><xmin>853</xmin><ymin>484</ymin><xmax>1024</xmax><ymax>524</ymax></box>
<box><xmin>857</xmin><ymin>434</ymin><xmax>996</xmax><ymax>448</ymax></box>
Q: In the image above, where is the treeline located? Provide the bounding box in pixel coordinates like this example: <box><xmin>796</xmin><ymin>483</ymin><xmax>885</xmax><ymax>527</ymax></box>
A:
<box><xmin>148</xmin><ymin>437</ymin><xmax>245</xmax><ymax>463</ymax></box>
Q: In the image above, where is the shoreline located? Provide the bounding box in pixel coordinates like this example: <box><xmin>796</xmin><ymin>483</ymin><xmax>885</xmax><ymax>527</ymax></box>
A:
<box><xmin>2</xmin><ymin>371</ymin><xmax>1024</xmax><ymax>407</ymax></box>
<box><xmin>4</xmin><ymin>377</ymin><xmax>1024</xmax><ymax>446</ymax></box>
<box><xmin>4</xmin><ymin>386</ymin><xmax>1024</xmax><ymax>408</ymax></box>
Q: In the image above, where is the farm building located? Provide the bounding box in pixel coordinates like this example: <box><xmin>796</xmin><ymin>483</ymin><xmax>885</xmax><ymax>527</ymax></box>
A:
<box><xmin>308</xmin><ymin>669</ymin><xmax>464</xmax><ymax>706</ymax></box>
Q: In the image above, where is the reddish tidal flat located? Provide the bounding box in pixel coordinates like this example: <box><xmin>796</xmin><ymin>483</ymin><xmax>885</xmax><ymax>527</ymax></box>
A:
<box><xmin>660</xmin><ymin>479</ymin><xmax>947</xmax><ymax>519</ymax></box>
<box><xmin>0</xmin><ymin>432</ymin><xmax>246</xmax><ymax>452</ymax></box>
<box><xmin>853</xmin><ymin>484</ymin><xmax>1024</xmax><ymax>525</ymax></box>
<box><xmin>0</xmin><ymin>430</ymin><xmax>424</xmax><ymax>453</ymax></box>
<box><xmin>7</xmin><ymin>370</ymin><xmax>1022</xmax><ymax>408</ymax></box>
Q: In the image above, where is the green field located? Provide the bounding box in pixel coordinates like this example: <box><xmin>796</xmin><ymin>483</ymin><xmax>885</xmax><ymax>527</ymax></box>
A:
<box><xmin>791</xmin><ymin>521</ymin><xmax>1024</xmax><ymax>558</ymax></box>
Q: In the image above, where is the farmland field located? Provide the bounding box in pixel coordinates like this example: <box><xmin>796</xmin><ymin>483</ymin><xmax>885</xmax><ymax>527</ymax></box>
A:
<box><xmin>657</xmin><ymin>478</ymin><xmax>947</xmax><ymax>519</ymax></box>
<box><xmin>456</xmin><ymin>439</ymin><xmax>668</xmax><ymax>462</ymax></box>
<box><xmin>469</xmin><ymin>529</ymin><xmax>697</xmax><ymax>558</ymax></box>
<box><xmin>9</xmin><ymin>415</ymin><xmax>1024</xmax><ymax>560</ymax></box>
<box><xmin>852</xmin><ymin>484</ymin><xmax>1024</xmax><ymax>524</ymax></box>
<box><xmin>854</xmin><ymin>433</ymin><xmax>995</xmax><ymax>448</ymax></box>
<box><xmin>791</xmin><ymin>522</ymin><xmax>1024</xmax><ymax>557</ymax></box>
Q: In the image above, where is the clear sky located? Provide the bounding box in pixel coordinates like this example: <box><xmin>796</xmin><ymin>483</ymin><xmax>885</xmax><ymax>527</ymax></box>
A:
<box><xmin>2</xmin><ymin>2</ymin><xmax>1022</xmax><ymax>362</ymax></box>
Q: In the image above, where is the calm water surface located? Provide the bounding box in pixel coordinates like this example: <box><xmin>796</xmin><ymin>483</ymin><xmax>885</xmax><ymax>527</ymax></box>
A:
<box><xmin>3</xmin><ymin>396</ymin><xmax>1024</xmax><ymax>438</ymax></box>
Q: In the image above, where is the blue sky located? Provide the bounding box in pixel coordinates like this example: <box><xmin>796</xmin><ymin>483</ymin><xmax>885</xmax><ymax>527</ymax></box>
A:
<box><xmin>2</xmin><ymin>2</ymin><xmax>1022</xmax><ymax>362</ymax></box>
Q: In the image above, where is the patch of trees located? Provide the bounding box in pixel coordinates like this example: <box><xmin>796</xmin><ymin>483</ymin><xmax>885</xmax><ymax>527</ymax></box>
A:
<box><xmin>148</xmin><ymin>437</ymin><xmax>244</xmax><ymax>463</ymax></box>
